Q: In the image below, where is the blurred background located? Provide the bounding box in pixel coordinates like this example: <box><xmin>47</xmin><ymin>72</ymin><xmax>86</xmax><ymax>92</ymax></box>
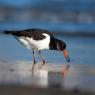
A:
<box><xmin>0</xmin><ymin>0</ymin><xmax>95</xmax><ymax>94</ymax></box>
<box><xmin>0</xmin><ymin>0</ymin><xmax>95</xmax><ymax>64</ymax></box>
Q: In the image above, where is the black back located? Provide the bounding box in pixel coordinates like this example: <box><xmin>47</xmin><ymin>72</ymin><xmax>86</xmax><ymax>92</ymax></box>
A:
<box><xmin>4</xmin><ymin>28</ymin><xmax>54</xmax><ymax>40</ymax></box>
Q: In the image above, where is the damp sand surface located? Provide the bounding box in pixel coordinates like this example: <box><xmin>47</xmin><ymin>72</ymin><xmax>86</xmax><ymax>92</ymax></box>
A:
<box><xmin>0</xmin><ymin>61</ymin><xmax>95</xmax><ymax>95</ymax></box>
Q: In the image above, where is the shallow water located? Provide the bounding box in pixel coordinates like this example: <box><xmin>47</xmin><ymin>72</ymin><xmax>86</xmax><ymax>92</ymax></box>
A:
<box><xmin>0</xmin><ymin>34</ymin><xmax>95</xmax><ymax>64</ymax></box>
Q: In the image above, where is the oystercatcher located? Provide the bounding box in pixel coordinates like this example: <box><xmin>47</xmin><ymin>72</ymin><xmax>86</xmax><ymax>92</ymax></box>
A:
<box><xmin>4</xmin><ymin>28</ymin><xmax>70</xmax><ymax>64</ymax></box>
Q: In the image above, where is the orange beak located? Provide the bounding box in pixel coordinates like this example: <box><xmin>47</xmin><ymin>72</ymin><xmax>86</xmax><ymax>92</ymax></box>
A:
<box><xmin>63</xmin><ymin>49</ymin><xmax>70</xmax><ymax>63</ymax></box>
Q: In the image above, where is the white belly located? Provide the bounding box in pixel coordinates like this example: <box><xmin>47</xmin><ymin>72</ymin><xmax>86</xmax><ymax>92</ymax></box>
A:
<box><xmin>17</xmin><ymin>33</ymin><xmax>50</xmax><ymax>50</ymax></box>
<box><xmin>17</xmin><ymin>37</ymin><xmax>31</xmax><ymax>49</ymax></box>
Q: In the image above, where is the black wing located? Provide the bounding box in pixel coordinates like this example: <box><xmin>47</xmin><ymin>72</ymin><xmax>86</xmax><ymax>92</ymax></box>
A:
<box><xmin>4</xmin><ymin>28</ymin><xmax>54</xmax><ymax>40</ymax></box>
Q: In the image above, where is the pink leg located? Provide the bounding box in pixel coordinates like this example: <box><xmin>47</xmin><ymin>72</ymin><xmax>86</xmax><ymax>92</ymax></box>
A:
<box><xmin>38</xmin><ymin>50</ymin><xmax>46</xmax><ymax>64</ymax></box>
<box><xmin>32</xmin><ymin>49</ymin><xmax>37</xmax><ymax>64</ymax></box>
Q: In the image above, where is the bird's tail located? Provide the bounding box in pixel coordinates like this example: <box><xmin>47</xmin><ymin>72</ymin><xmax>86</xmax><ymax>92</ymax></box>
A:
<box><xmin>0</xmin><ymin>30</ymin><xmax>18</xmax><ymax>36</ymax></box>
<box><xmin>4</xmin><ymin>31</ymin><xmax>14</xmax><ymax>35</ymax></box>
<box><xmin>4</xmin><ymin>31</ymin><xmax>10</xmax><ymax>34</ymax></box>
<box><xmin>0</xmin><ymin>30</ymin><xmax>12</xmax><ymax>35</ymax></box>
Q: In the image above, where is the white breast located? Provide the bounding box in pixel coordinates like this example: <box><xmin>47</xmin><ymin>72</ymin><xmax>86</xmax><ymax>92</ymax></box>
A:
<box><xmin>17</xmin><ymin>33</ymin><xmax>50</xmax><ymax>50</ymax></box>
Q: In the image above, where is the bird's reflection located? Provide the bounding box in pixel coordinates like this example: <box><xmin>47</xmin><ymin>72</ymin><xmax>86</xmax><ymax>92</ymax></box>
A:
<box><xmin>62</xmin><ymin>63</ymin><xmax>70</xmax><ymax>77</ymax></box>
<box><xmin>31</xmin><ymin>63</ymin><xmax>48</xmax><ymax>87</ymax></box>
<box><xmin>32</xmin><ymin>63</ymin><xmax>46</xmax><ymax>77</ymax></box>
<box><xmin>31</xmin><ymin>64</ymin><xmax>35</xmax><ymax>77</ymax></box>
<box><xmin>31</xmin><ymin>63</ymin><xmax>70</xmax><ymax>88</ymax></box>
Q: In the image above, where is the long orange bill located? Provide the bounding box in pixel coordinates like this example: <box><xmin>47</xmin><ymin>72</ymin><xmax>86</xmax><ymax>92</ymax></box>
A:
<box><xmin>63</xmin><ymin>49</ymin><xmax>70</xmax><ymax>63</ymax></box>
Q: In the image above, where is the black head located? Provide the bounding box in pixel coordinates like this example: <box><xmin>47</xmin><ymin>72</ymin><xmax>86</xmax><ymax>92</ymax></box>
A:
<box><xmin>55</xmin><ymin>39</ymin><xmax>66</xmax><ymax>51</ymax></box>
<box><xmin>49</xmin><ymin>38</ymin><xmax>70</xmax><ymax>63</ymax></box>
<box><xmin>49</xmin><ymin>38</ymin><xmax>66</xmax><ymax>51</ymax></box>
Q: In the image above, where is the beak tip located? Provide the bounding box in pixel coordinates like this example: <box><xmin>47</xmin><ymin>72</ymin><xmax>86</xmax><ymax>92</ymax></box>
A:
<box><xmin>63</xmin><ymin>49</ymin><xmax>70</xmax><ymax>63</ymax></box>
<box><xmin>66</xmin><ymin>56</ymin><xmax>70</xmax><ymax>63</ymax></box>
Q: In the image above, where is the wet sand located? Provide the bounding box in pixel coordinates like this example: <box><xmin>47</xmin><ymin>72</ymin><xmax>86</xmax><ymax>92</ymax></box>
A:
<box><xmin>0</xmin><ymin>85</ymin><xmax>94</xmax><ymax>95</ymax></box>
<box><xmin>0</xmin><ymin>61</ymin><xmax>95</xmax><ymax>95</ymax></box>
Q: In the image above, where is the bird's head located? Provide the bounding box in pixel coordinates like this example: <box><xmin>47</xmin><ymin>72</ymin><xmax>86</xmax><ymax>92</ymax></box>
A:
<box><xmin>55</xmin><ymin>39</ymin><xmax>70</xmax><ymax>63</ymax></box>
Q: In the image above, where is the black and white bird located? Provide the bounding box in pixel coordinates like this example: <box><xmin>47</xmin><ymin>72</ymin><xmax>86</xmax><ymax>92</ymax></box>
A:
<box><xmin>3</xmin><ymin>28</ymin><xmax>70</xmax><ymax>64</ymax></box>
